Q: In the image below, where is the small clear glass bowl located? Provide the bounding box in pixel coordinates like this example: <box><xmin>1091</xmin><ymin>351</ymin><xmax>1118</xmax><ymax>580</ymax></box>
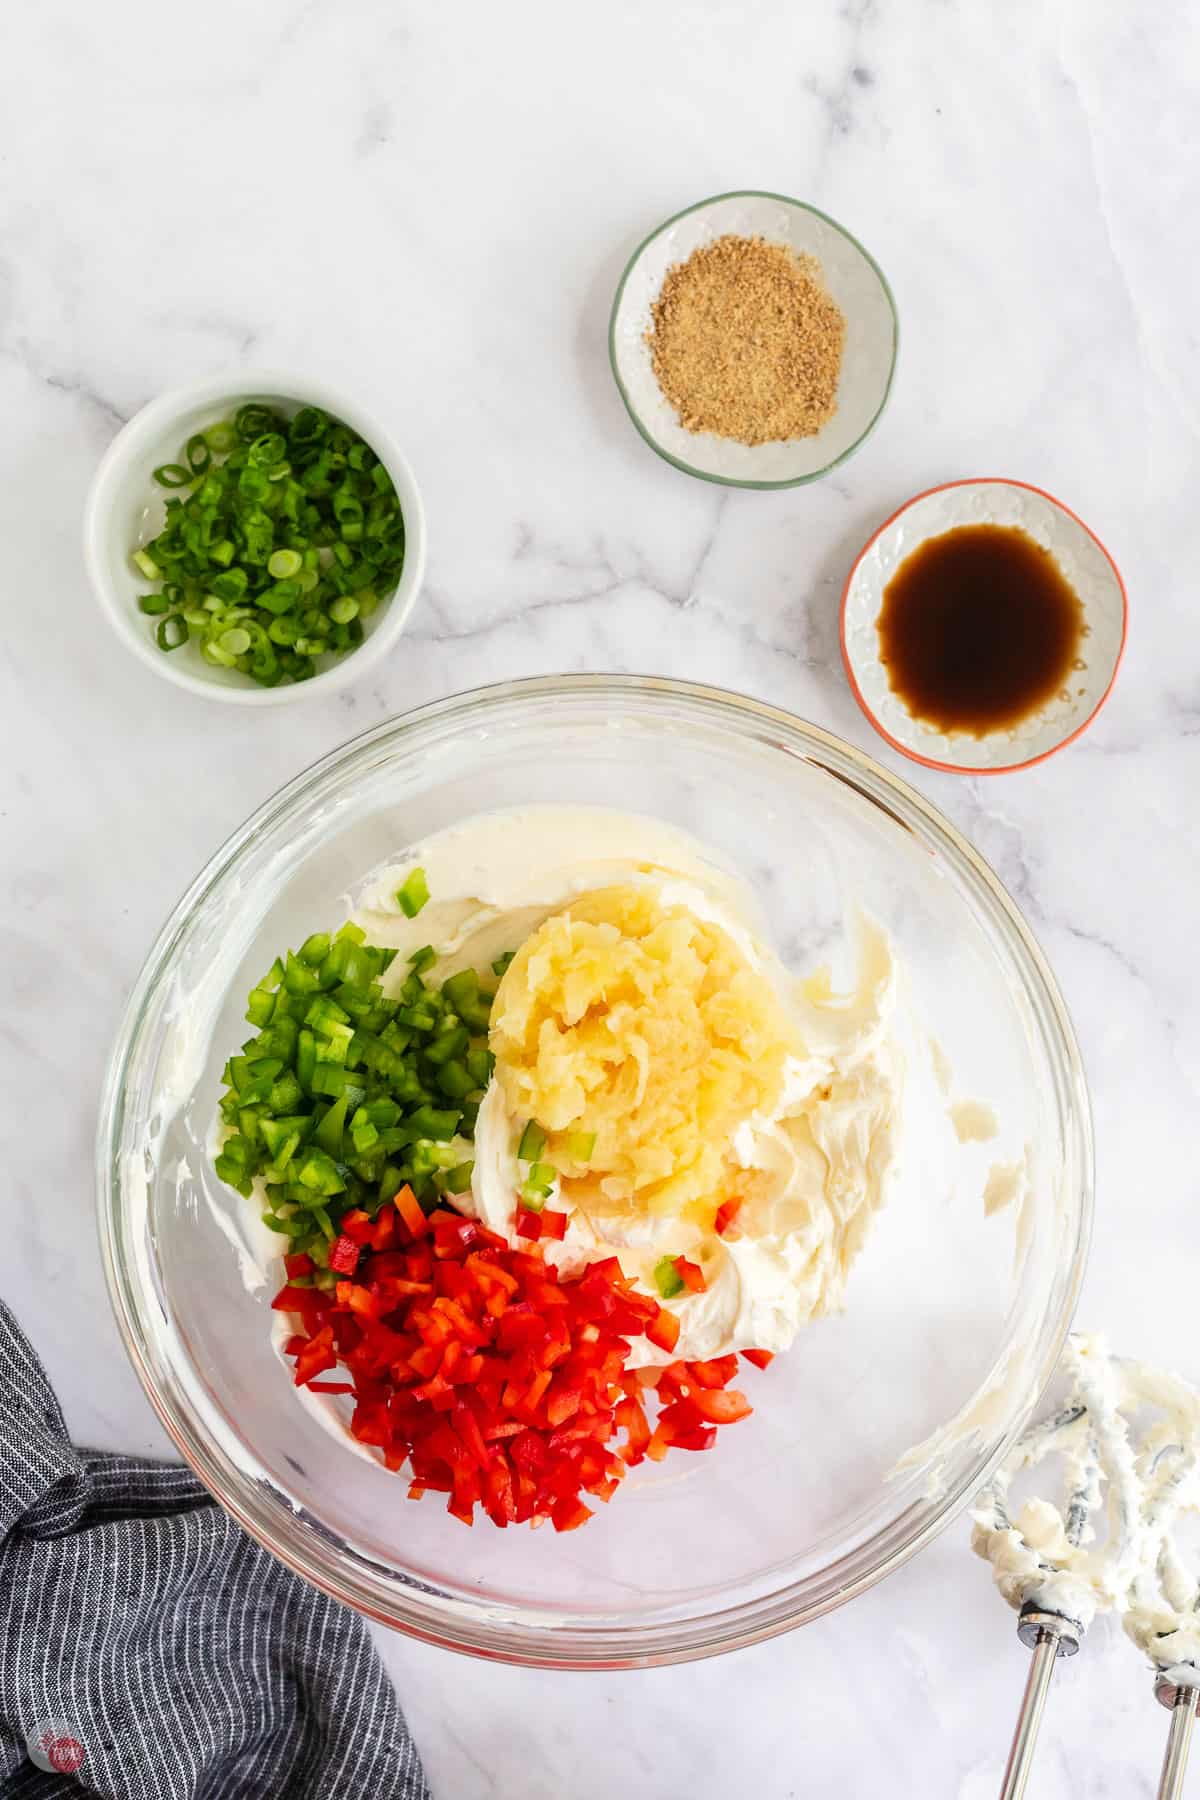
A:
<box><xmin>97</xmin><ymin>676</ymin><xmax>1090</xmax><ymax>1667</ymax></box>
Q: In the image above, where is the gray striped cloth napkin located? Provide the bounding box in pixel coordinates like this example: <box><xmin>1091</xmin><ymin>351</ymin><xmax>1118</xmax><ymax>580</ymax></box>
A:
<box><xmin>0</xmin><ymin>1300</ymin><xmax>430</xmax><ymax>1798</ymax></box>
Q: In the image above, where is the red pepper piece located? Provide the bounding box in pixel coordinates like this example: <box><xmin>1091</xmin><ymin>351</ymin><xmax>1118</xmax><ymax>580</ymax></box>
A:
<box><xmin>686</xmin><ymin>1354</ymin><xmax>739</xmax><ymax>1389</ymax></box>
<box><xmin>395</xmin><ymin>1184</ymin><xmax>429</xmax><ymax>1241</ymax></box>
<box><xmin>539</xmin><ymin>1209</ymin><xmax>568</xmax><ymax>1241</ymax></box>
<box><xmin>305</xmin><ymin>1380</ymin><xmax>354</xmax><ymax>1394</ymax></box>
<box><xmin>433</xmin><ymin>1217</ymin><xmax>478</xmax><ymax>1257</ymax></box>
<box><xmin>673</xmin><ymin>1256</ymin><xmax>706</xmax><ymax>1293</ymax></box>
<box><xmin>372</xmin><ymin>1204</ymin><xmax>397</xmax><ymax>1249</ymax></box>
<box><xmin>515</xmin><ymin>1207</ymin><xmax>543</xmax><ymax>1241</ymax></box>
<box><xmin>689</xmin><ymin>1387</ymin><xmax>752</xmax><ymax>1425</ymax></box>
<box><xmin>742</xmin><ymin>1348</ymin><xmax>774</xmax><ymax>1370</ymax></box>
<box><xmin>336</xmin><ymin>1281</ymin><xmax>384</xmax><ymax>1321</ymax></box>
<box><xmin>453</xmin><ymin>1402</ymin><xmax>492</xmax><ymax>1472</ymax></box>
<box><xmin>328</xmin><ymin>1234</ymin><xmax>360</xmax><ymax>1276</ymax></box>
<box><xmin>339</xmin><ymin>1208</ymin><xmax>375</xmax><ymax>1245</ymax></box>
<box><xmin>271</xmin><ymin>1283</ymin><xmax>329</xmax><ymax>1324</ymax></box>
<box><xmin>545</xmin><ymin>1379</ymin><xmax>584</xmax><ymax>1427</ymax></box>
<box><xmin>714</xmin><ymin>1196</ymin><xmax>743</xmax><ymax>1238</ymax></box>
<box><xmin>284</xmin><ymin>1252</ymin><xmax>314</xmax><ymax>1278</ymax></box>
<box><xmin>615</xmin><ymin>1395</ymin><xmax>651</xmax><ymax>1464</ymax></box>
<box><xmin>551</xmin><ymin>1496</ymin><xmax>593</xmax><ymax>1532</ymax></box>
<box><xmin>293</xmin><ymin>1326</ymin><xmax>336</xmax><ymax>1386</ymax></box>
<box><xmin>668</xmin><ymin>1425</ymin><xmax>718</xmax><ymax>1452</ymax></box>
<box><xmin>646</xmin><ymin>1307</ymin><xmax>681</xmax><ymax>1353</ymax></box>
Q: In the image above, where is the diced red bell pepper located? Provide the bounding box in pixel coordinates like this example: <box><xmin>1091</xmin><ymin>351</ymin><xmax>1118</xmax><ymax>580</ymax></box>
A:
<box><xmin>687</xmin><ymin>1354</ymin><xmax>739</xmax><ymax>1389</ymax></box>
<box><xmin>551</xmin><ymin>1496</ymin><xmax>593</xmax><ymax>1532</ymax></box>
<box><xmin>545</xmin><ymin>1379</ymin><xmax>584</xmax><ymax>1427</ymax></box>
<box><xmin>742</xmin><ymin>1348</ymin><xmax>775</xmax><ymax>1370</ymax></box>
<box><xmin>539</xmin><ymin>1209</ymin><xmax>568</xmax><ymax>1241</ymax></box>
<box><xmin>284</xmin><ymin>1252</ymin><xmax>314</xmax><ymax>1278</ymax></box>
<box><xmin>615</xmin><ymin>1395</ymin><xmax>651</xmax><ymax>1465</ymax></box>
<box><xmin>433</xmin><ymin>1217</ymin><xmax>478</xmax><ymax>1257</ymax></box>
<box><xmin>646</xmin><ymin>1307</ymin><xmax>681</xmax><ymax>1353</ymax></box>
<box><xmin>395</xmin><ymin>1184</ymin><xmax>429</xmax><ymax>1241</ymax></box>
<box><xmin>336</xmin><ymin>1281</ymin><xmax>384</xmax><ymax>1320</ymax></box>
<box><xmin>714</xmin><ymin>1196</ymin><xmax>743</xmax><ymax>1238</ymax></box>
<box><xmin>515</xmin><ymin>1207</ymin><xmax>543</xmax><ymax>1241</ymax></box>
<box><xmin>453</xmin><ymin>1402</ymin><xmax>492</xmax><ymax>1472</ymax></box>
<box><xmin>271</xmin><ymin>1283</ymin><xmax>329</xmax><ymax>1324</ymax></box>
<box><xmin>293</xmin><ymin>1326</ymin><xmax>336</xmax><ymax>1386</ymax></box>
<box><xmin>688</xmin><ymin>1387</ymin><xmax>752</xmax><ymax>1425</ymax></box>
<box><xmin>329</xmin><ymin>1234</ymin><xmax>360</xmax><ymax>1276</ymax></box>
<box><xmin>668</xmin><ymin>1425</ymin><xmax>718</xmax><ymax>1452</ymax></box>
<box><xmin>278</xmin><ymin>1187</ymin><xmax>757</xmax><ymax>1532</ymax></box>
<box><xmin>372</xmin><ymin>1204</ymin><xmax>397</xmax><ymax>1249</ymax></box>
<box><xmin>339</xmin><ymin>1208</ymin><xmax>376</xmax><ymax>1245</ymax></box>
<box><xmin>673</xmin><ymin>1256</ymin><xmax>706</xmax><ymax>1293</ymax></box>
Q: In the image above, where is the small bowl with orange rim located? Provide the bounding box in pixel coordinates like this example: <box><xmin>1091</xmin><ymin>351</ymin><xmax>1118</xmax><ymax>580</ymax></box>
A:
<box><xmin>840</xmin><ymin>478</ymin><xmax>1127</xmax><ymax>774</ymax></box>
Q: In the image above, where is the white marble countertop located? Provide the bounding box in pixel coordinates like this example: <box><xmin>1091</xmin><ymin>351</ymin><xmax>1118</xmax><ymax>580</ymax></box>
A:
<box><xmin>3</xmin><ymin>1</ymin><xmax>1199</xmax><ymax>1792</ymax></box>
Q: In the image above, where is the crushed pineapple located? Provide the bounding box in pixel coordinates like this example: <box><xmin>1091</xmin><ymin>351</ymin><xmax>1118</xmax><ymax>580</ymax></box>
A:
<box><xmin>490</xmin><ymin>884</ymin><xmax>800</xmax><ymax>1223</ymax></box>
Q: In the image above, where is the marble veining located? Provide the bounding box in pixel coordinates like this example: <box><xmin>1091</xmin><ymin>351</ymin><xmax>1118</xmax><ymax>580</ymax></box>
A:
<box><xmin>2</xmin><ymin>0</ymin><xmax>1199</xmax><ymax>1793</ymax></box>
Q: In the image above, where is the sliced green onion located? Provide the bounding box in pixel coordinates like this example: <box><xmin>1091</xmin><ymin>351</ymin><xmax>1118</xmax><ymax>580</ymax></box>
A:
<box><xmin>156</xmin><ymin>615</ymin><xmax>188</xmax><ymax>651</ymax></box>
<box><xmin>211</xmin><ymin>568</ymin><xmax>248</xmax><ymax>602</ymax></box>
<box><xmin>138</xmin><ymin>593</ymin><xmax>171</xmax><ymax>616</ymax></box>
<box><xmin>395</xmin><ymin>867</ymin><xmax>429</xmax><ymax>918</ymax></box>
<box><xmin>291</xmin><ymin>406</ymin><xmax>328</xmax><ymax>444</ymax></box>
<box><xmin>249</xmin><ymin>432</ymin><xmax>287</xmax><ymax>468</ymax></box>
<box><xmin>132</xmin><ymin>548</ymin><xmax>161</xmax><ymax>579</ymax></box>
<box><xmin>235</xmin><ymin>403</ymin><xmax>278</xmax><ymax>440</ymax></box>
<box><xmin>152</xmin><ymin>464</ymin><xmax>192</xmax><ymax>489</ymax></box>
<box><xmin>491</xmin><ymin>950</ymin><xmax>515</xmax><ymax>979</ymax></box>
<box><xmin>268</xmin><ymin>548</ymin><xmax>303</xmax><ymax>579</ymax></box>
<box><xmin>185</xmin><ymin>434</ymin><xmax>212</xmax><ymax>474</ymax></box>
<box><xmin>205</xmin><ymin>420</ymin><xmax>237</xmax><ymax>453</ymax></box>
<box><xmin>329</xmin><ymin>595</ymin><xmax>359</xmax><ymax>624</ymax></box>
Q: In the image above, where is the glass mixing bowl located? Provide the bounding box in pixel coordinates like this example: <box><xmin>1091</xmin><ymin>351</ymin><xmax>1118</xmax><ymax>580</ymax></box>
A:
<box><xmin>97</xmin><ymin>676</ymin><xmax>1091</xmax><ymax>1667</ymax></box>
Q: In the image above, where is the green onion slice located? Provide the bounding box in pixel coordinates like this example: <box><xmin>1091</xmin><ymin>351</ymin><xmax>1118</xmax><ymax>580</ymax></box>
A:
<box><xmin>156</xmin><ymin>615</ymin><xmax>188</xmax><ymax>652</ymax></box>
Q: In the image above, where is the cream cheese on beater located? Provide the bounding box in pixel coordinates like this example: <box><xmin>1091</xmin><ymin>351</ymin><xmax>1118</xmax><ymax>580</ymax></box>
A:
<box><xmin>972</xmin><ymin>1334</ymin><xmax>1200</xmax><ymax>1681</ymax></box>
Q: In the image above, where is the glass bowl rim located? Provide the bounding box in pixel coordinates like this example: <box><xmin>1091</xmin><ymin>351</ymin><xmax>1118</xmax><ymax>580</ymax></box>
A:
<box><xmin>96</xmin><ymin>673</ymin><xmax>1092</xmax><ymax>1667</ymax></box>
<box><xmin>607</xmin><ymin>190</ymin><xmax>900</xmax><ymax>490</ymax></box>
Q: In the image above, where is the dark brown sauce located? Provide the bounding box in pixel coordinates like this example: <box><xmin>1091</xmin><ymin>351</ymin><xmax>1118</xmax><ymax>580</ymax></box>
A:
<box><xmin>877</xmin><ymin>524</ymin><xmax>1086</xmax><ymax>736</ymax></box>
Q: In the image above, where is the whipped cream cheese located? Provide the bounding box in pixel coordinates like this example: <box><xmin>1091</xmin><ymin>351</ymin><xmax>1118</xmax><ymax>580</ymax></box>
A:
<box><xmin>355</xmin><ymin>807</ymin><xmax>904</xmax><ymax>1367</ymax></box>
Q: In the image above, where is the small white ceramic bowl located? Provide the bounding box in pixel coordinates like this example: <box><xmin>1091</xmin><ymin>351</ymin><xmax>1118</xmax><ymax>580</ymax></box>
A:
<box><xmin>609</xmin><ymin>190</ymin><xmax>898</xmax><ymax>488</ymax></box>
<box><xmin>841</xmin><ymin>479</ymin><xmax>1127</xmax><ymax>774</ymax></box>
<box><xmin>83</xmin><ymin>371</ymin><xmax>426</xmax><ymax>706</ymax></box>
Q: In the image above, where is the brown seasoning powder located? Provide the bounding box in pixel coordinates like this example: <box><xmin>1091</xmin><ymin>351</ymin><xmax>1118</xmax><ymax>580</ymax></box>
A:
<box><xmin>646</xmin><ymin>234</ymin><xmax>846</xmax><ymax>447</ymax></box>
